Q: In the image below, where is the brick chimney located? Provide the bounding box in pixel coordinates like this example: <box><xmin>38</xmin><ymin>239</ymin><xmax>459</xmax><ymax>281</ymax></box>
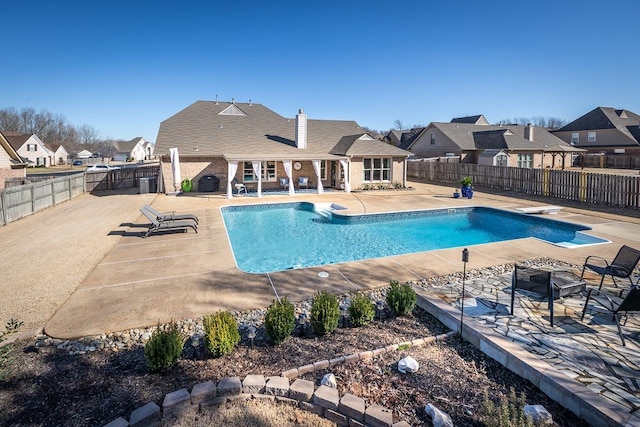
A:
<box><xmin>524</xmin><ymin>123</ymin><xmax>534</xmax><ymax>141</ymax></box>
<box><xmin>295</xmin><ymin>109</ymin><xmax>307</xmax><ymax>149</ymax></box>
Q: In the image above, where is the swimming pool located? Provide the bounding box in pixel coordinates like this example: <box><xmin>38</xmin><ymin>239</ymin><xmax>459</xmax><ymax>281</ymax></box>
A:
<box><xmin>221</xmin><ymin>202</ymin><xmax>609</xmax><ymax>274</ymax></box>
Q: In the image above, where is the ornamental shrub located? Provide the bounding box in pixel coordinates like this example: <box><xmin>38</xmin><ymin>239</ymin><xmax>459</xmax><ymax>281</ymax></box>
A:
<box><xmin>265</xmin><ymin>297</ymin><xmax>295</xmax><ymax>345</ymax></box>
<box><xmin>386</xmin><ymin>280</ymin><xmax>417</xmax><ymax>316</ymax></box>
<box><xmin>348</xmin><ymin>294</ymin><xmax>375</xmax><ymax>327</ymax></box>
<box><xmin>203</xmin><ymin>311</ymin><xmax>240</xmax><ymax>357</ymax></box>
<box><xmin>144</xmin><ymin>320</ymin><xmax>184</xmax><ymax>372</ymax></box>
<box><xmin>310</xmin><ymin>291</ymin><xmax>340</xmax><ymax>336</ymax></box>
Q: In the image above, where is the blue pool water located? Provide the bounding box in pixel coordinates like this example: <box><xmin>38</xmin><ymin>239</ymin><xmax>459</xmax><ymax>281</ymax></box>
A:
<box><xmin>221</xmin><ymin>203</ymin><xmax>609</xmax><ymax>274</ymax></box>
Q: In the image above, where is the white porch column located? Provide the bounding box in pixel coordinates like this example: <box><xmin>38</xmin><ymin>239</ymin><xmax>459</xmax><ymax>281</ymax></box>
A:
<box><xmin>227</xmin><ymin>161</ymin><xmax>238</xmax><ymax>199</ymax></box>
<box><xmin>312</xmin><ymin>160</ymin><xmax>324</xmax><ymax>194</ymax></box>
<box><xmin>340</xmin><ymin>159</ymin><xmax>351</xmax><ymax>193</ymax></box>
<box><xmin>282</xmin><ymin>160</ymin><xmax>295</xmax><ymax>196</ymax></box>
<box><xmin>251</xmin><ymin>160</ymin><xmax>262</xmax><ymax>197</ymax></box>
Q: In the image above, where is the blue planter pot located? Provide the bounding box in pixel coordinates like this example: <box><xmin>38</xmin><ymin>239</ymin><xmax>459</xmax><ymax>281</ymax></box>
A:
<box><xmin>467</xmin><ymin>189</ymin><xmax>473</xmax><ymax>199</ymax></box>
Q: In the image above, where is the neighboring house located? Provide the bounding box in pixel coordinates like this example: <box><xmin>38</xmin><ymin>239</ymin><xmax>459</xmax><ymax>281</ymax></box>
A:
<box><xmin>154</xmin><ymin>100</ymin><xmax>411</xmax><ymax>196</ymax></box>
<box><xmin>385</xmin><ymin>129</ymin><xmax>404</xmax><ymax>146</ymax></box>
<box><xmin>46</xmin><ymin>144</ymin><xmax>70</xmax><ymax>165</ymax></box>
<box><xmin>405</xmin><ymin>117</ymin><xmax>584</xmax><ymax>169</ymax></box>
<box><xmin>450</xmin><ymin>114</ymin><xmax>490</xmax><ymax>125</ymax></box>
<box><xmin>113</xmin><ymin>137</ymin><xmax>147</xmax><ymax>162</ymax></box>
<box><xmin>3</xmin><ymin>131</ymin><xmax>53</xmax><ymax>167</ymax></box>
<box><xmin>143</xmin><ymin>140</ymin><xmax>154</xmax><ymax>160</ymax></box>
<box><xmin>0</xmin><ymin>131</ymin><xmax>27</xmax><ymax>189</ymax></box>
<box><xmin>552</xmin><ymin>107</ymin><xmax>640</xmax><ymax>154</ymax></box>
<box><xmin>76</xmin><ymin>149</ymin><xmax>92</xmax><ymax>158</ymax></box>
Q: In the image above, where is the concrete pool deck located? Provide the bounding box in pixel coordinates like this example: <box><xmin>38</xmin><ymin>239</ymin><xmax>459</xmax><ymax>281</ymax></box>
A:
<box><xmin>44</xmin><ymin>181</ymin><xmax>640</xmax><ymax>339</ymax></box>
<box><xmin>30</xmin><ymin>180</ymin><xmax>640</xmax><ymax>425</ymax></box>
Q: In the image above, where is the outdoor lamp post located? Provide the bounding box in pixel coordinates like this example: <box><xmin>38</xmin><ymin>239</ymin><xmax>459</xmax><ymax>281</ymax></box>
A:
<box><xmin>247</xmin><ymin>325</ymin><xmax>256</xmax><ymax>349</ymax></box>
<box><xmin>299</xmin><ymin>312</ymin><xmax>307</xmax><ymax>337</ymax></box>
<box><xmin>376</xmin><ymin>300</ymin><xmax>385</xmax><ymax>321</ymax></box>
<box><xmin>460</xmin><ymin>248</ymin><xmax>469</xmax><ymax>339</ymax></box>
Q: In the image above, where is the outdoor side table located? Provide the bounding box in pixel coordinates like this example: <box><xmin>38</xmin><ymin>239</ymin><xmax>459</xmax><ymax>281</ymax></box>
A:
<box><xmin>510</xmin><ymin>265</ymin><xmax>586</xmax><ymax>327</ymax></box>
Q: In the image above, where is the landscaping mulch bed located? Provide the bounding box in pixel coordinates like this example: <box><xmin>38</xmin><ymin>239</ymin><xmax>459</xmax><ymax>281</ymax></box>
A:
<box><xmin>0</xmin><ymin>308</ymin><xmax>588</xmax><ymax>426</ymax></box>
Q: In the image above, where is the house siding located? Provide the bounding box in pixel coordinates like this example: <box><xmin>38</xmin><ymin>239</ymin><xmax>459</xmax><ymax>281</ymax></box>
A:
<box><xmin>554</xmin><ymin>129</ymin><xmax>638</xmax><ymax>152</ymax></box>
<box><xmin>410</xmin><ymin>128</ymin><xmax>460</xmax><ymax>158</ymax></box>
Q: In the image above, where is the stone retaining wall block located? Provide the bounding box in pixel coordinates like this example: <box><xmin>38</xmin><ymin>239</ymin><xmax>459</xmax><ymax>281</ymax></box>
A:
<box><xmin>289</xmin><ymin>378</ymin><xmax>315</xmax><ymax>402</ymax></box>
<box><xmin>191</xmin><ymin>380</ymin><xmax>217</xmax><ymax>405</ymax></box>
<box><xmin>275</xmin><ymin>396</ymin><xmax>298</xmax><ymax>406</ymax></box>
<box><xmin>252</xmin><ymin>393</ymin><xmax>275</xmax><ymax>402</ymax></box>
<box><xmin>217</xmin><ymin>376</ymin><xmax>242</xmax><ymax>396</ymax></box>
<box><xmin>265</xmin><ymin>376</ymin><xmax>290</xmax><ymax>396</ymax></box>
<box><xmin>103</xmin><ymin>417</ymin><xmax>128</xmax><ymax>427</ymax></box>
<box><xmin>313</xmin><ymin>385</ymin><xmax>339</xmax><ymax>411</ymax></box>
<box><xmin>325</xmin><ymin>408</ymin><xmax>349</xmax><ymax>426</ymax></box>
<box><xmin>129</xmin><ymin>402</ymin><xmax>161</xmax><ymax>427</ymax></box>
<box><xmin>242</xmin><ymin>374</ymin><xmax>266</xmax><ymax>394</ymax></box>
<box><xmin>199</xmin><ymin>396</ymin><xmax>226</xmax><ymax>409</ymax></box>
<box><xmin>313</xmin><ymin>359</ymin><xmax>330</xmax><ymax>370</ymax></box>
<box><xmin>300</xmin><ymin>401</ymin><xmax>324</xmax><ymax>415</ymax></box>
<box><xmin>339</xmin><ymin>393</ymin><xmax>365</xmax><ymax>421</ymax></box>
<box><xmin>329</xmin><ymin>356</ymin><xmax>345</xmax><ymax>367</ymax></box>
<box><xmin>162</xmin><ymin>388</ymin><xmax>190</xmax><ymax>417</ymax></box>
<box><xmin>298</xmin><ymin>363</ymin><xmax>314</xmax><ymax>375</ymax></box>
<box><xmin>365</xmin><ymin>404</ymin><xmax>393</xmax><ymax>427</ymax></box>
<box><xmin>281</xmin><ymin>368</ymin><xmax>298</xmax><ymax>379</ymax></box>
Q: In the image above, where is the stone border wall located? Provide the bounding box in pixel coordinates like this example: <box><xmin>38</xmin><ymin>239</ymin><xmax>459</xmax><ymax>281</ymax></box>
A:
<box><xmin>103</xmin><ymin>331</ymin><xmax>456</xmax><ymax>427</ymax></box>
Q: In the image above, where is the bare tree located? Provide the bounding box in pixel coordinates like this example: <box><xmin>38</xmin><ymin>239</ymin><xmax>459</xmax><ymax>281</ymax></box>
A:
<box><xmin>393</xmin><ymin>119</ymin><xmax>405</xmax><ymax>131</ymax></box>
<box><xmin>77</xmin><ymin>124</ymin><xmax>100</xmax><ymax>145</ymax></box>
<box><xmin>497</xmin><ymin>116</ymin><xmax>566</xmax><ymax>129</ymax></box>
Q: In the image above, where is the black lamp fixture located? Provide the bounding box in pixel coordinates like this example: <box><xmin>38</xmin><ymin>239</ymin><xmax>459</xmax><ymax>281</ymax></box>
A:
<box><xmin>460</xmin><ymin>248</ymin><xmax>469</xmax><ymax>339</ymax></box>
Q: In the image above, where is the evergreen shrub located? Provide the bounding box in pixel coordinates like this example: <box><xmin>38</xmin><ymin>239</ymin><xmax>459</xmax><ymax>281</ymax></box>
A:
<box><xmin>310</xmin><ymin>291</ymin><xmax>340</xmax><ymax>335</ymax></box>
<box><xmin>348</xmin><ymin>294</ymin><xmax>375</xmax><ymax>327</ymax></box>
<box><xmin>144</xmin><ymin>320</ymin><xmax>184</xmax><ymax>372</ymax></box>
<box><xmin>203</xmin><ymin>311</ymin><xmax>240</xmax><ymax>357</ymax></box>
<box><xmin>265</xmin><ymin>297</ymin><xmax>295</xmax><ymax>344</ymax></box>
<box><xmin>386</xmin><ymin>280</ymin><xmax>417</xmax><ymax>316</ymax></box>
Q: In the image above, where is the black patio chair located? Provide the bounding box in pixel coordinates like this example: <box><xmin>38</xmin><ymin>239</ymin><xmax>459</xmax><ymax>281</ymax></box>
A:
<box><xmin>581</xmin><ymin>286</ymin><xmax>640</xmax><ymax>346</ymax></box>
<box><xmin>580</xmin><ymin>245</ymin><xmax>640</xmax><ymax>290</ymax></box>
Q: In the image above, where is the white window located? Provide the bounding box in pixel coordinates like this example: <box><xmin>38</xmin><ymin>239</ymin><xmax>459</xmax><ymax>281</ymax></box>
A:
<box><xmin>27</xmin><ymin>144</ymin><xmax>37</xmax><ymax>151</ymax></box>
<box><xmin>242</xmin><ymin>161</ymin><xmax>277</xmax><ymax>182</ymax></box>
<box><xmin>588</xmin><ymin>132</ymin><xmax>596</xmax><ymax>142</ymax></box>
<box><xmin>430</xmin><ymin>133</ymin><xmax>436</xmax><ymax>145</ymax></box>
<box><xmin>571</xmin><ymin>133</ymin><xmax>579</xmax><ymax>143</ymax></box>
<box><xmin>36</xmin><ymin>157</ymin><xmax>46</xmax><ymax>166</ymax></box>
<box><xmin>363</xmin><ymin>158</ymin><xmax>391</xmax><ymax>182</ymax></box>
<box><xmin>319</xmin><ymin>160</ymin><xmax>327</xmax><ymax>180</ymax></box>
<box><xmin>517</xmin><ymin>153</ymin><xmax>532</xmax><ymax>169</ymax></box>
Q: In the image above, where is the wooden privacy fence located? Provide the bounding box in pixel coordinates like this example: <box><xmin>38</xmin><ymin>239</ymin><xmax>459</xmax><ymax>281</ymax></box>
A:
<box><xmin>85</xmin><ymin>165</ymin><xmax>160</xmax><ymax>192</ymax></box>
<box><xmin>0</xmin><ymin>173</ymin><xmax>85</xmax><ymax>226</ymax></box>
<box><xmin>407</xmin><ymin>161</ymin><xmax>640</xmax><ymax>209</ymax></box>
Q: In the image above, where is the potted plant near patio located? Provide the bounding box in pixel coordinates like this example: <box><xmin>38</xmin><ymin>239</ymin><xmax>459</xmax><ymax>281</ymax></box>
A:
<box><xmin>460</xmin><ymin>176</ymin><xmax>473</xmax><ymax>199</ymax></box>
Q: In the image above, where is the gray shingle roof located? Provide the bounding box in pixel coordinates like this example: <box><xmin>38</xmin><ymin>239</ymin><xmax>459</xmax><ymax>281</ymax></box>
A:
<box><xmin>114</xmin><ymin>137</ymin><xmax>144</xmax><ymax>153</ymax></box>
<box><xmin>450</xmin><ymin>115</ymin><xmax>489</xmax><ymax>125</ymax></box>
<box><xmin>554</xmin><ymin>107</ymin><xmax>640</xmax><ymax>143</ymax></box>
<box><xmin>155</xmin><ymin>101</ymin><xmax>411</xmax><ymax>160</ymax></box>
<box><xmin>428</xmin><ymin>122</ymin><xmax>573</xmax><ymax>151</ymax></box>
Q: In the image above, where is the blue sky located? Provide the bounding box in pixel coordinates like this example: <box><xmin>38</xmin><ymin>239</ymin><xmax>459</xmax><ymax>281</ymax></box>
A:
<box><xmin>2</xmin><ymin>0</ymin><xmax>639</xmax><ymax>142</ymax></box>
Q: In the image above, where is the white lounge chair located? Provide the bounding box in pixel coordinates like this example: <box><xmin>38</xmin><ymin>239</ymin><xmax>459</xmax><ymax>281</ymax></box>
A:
<box><xmin>516</xmin><ymin>206</ymin><xmax>563</xmax><ymax>215</ymax></box>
